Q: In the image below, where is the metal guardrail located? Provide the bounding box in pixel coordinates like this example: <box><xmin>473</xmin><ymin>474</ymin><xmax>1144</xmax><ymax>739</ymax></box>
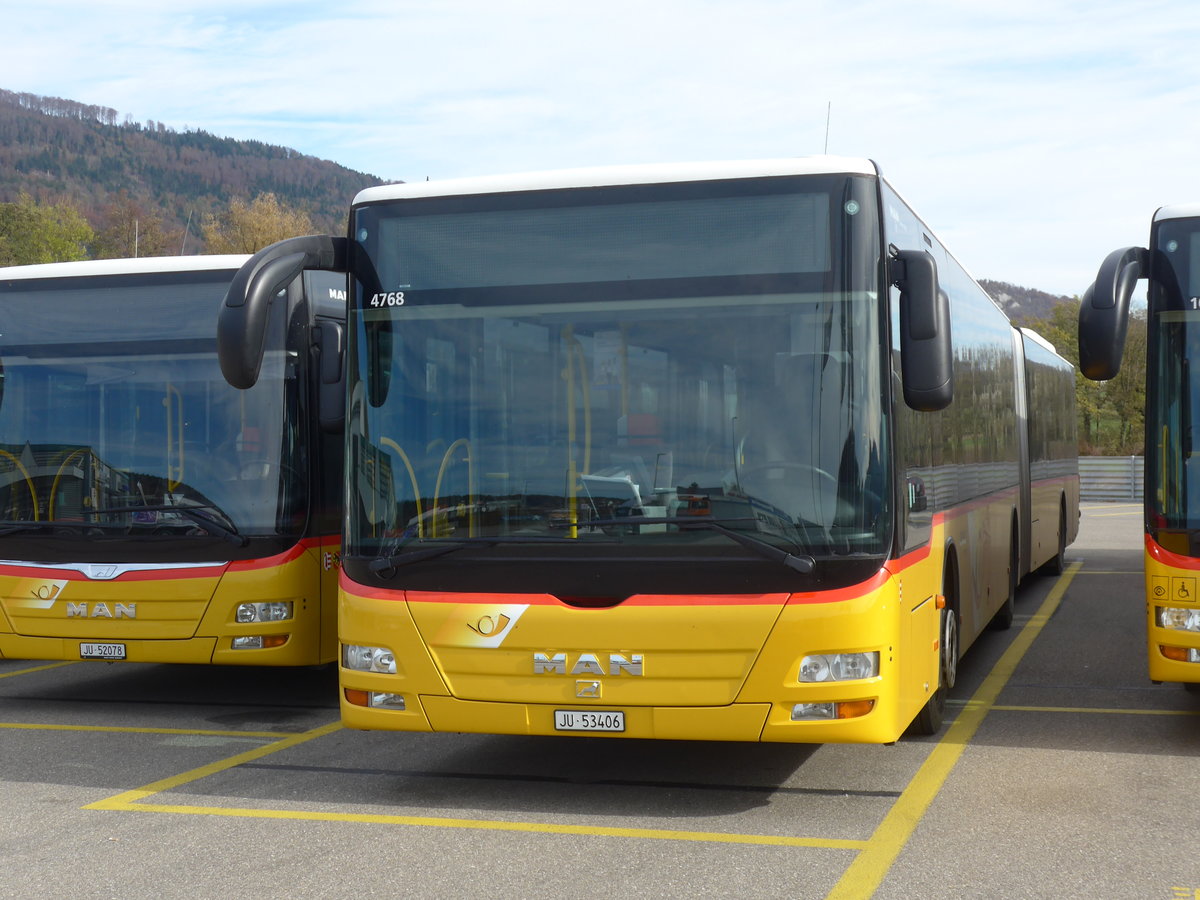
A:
<box><xmin>1079</xmin><ymin>456</ymin><xmax>1143</xmax><ymax>501</ymax></box>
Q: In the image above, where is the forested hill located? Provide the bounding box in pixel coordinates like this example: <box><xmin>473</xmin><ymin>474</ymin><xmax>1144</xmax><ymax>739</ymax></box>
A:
<box><xmin>0</xmin><ymin>89</ymin><xmax>385</xmax><ymax>236</ymax></box>
<box><xmin>979</xmin><ymin>278</ymin><xmax>1075</xmax><ymax>324</ymax></box>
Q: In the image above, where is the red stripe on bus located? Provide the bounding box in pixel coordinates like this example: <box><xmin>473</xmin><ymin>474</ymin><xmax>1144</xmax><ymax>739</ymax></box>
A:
<box><xmin>0</xmin><ymin>535</ymin><xmax>338</xmax><ymax>582</ymax></box>
<box><xmin>1146</xmin><ymin>533</ymin><xmax>1200</xmax><ymax>570</ymax></box>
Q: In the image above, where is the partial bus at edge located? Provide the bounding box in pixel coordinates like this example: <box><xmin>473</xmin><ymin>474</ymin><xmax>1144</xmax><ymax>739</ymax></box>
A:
<box><xmin>221</xmin><ymin>157</ymin><xmax>1079</xmax><ymax>742</ymax></box>
<box><xmin>1081</xmin><ymin>204</ymin><xmax>1200</xmax><ymax>686</ymax></box>
<box><xmin>0</xmin><ymin>255</ymin><xmax>345</xmax><ymax>666</ymax></box>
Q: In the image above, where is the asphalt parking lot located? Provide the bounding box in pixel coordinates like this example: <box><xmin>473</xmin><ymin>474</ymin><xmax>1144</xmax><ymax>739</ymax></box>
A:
<box><xmin>2</xmin><ymin>502</ymin><xmax>1197</xmax><ymax>900</ymax></box>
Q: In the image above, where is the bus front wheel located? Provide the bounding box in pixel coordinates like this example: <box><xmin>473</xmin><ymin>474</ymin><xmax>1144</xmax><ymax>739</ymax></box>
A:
<box><xmin>910</xmin><ymin>603</ymin><xmax>958</xmax><ymax>736</ymax></box>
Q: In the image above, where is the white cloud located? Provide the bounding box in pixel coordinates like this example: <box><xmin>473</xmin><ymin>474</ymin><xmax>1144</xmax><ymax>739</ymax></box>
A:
<box><xmin>5</xmin><ymin>0</ymin><xmax>1200</xmax><ymax>294</ymax></box>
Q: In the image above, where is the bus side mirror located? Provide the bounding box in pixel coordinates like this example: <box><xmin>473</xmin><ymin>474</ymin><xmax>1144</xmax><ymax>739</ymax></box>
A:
<box><xmin>891</xmin><ymin>249</ymin><xmax>953</xmax><ymax>412</ymax></box>
<box><xmin>1079</xmin><ymin>246</ymin><xmax>1145</xmax><ymax>382</ymax></box>
<box><xmin>315</xmin><ymin>320</ymin><xmax>346</xmax><ymax>433</ymax></box>
<box><xmin>219</xmin><ymin>235</ymin><xmax>347</xmax><ymax>389</ymax></box>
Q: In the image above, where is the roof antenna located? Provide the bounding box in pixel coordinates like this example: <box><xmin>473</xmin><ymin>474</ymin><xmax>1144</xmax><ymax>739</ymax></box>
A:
<box><xmin>824</xmin><ymin>101</ymin><xmax>832</xmax><ymax>154</ymax></box>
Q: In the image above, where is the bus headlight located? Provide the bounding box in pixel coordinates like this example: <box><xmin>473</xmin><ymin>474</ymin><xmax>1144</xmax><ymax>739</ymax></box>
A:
<box><xmin>799</xmin><ymin>652</ymin><xmax>879</xmax><ymax>683</ymax></box>
<box><xmin>236</xmin><ymin>601</ymin><xmax>293</xmax><ymax>623</ymax></box>
<box><xmin>1158</xmin><ymin>607</ymin><xmax>1200</xmax><ymax>632</ymax></box>
<box><xmin>342</xmin><ymin>644</ymin><xmax>397</xmax><ymax>674</ymax></box>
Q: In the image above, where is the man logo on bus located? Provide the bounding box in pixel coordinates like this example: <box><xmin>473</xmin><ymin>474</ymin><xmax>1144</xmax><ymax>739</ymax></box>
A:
<box><xmin>533</xmin><ymin>652</ymin><xmax>644</xmax><ymax>676</ymax></box>
<box><xmin>66</xmin><ymin>602</ymin><xmax>137</xmax><ymax>619</ymax></box>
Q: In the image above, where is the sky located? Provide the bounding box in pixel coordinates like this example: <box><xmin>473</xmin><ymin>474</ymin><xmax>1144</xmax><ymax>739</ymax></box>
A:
<box><xmin>6</xmin><ymin>0</ymin><xmax>1200</xmax><ymax>298</ymax></box>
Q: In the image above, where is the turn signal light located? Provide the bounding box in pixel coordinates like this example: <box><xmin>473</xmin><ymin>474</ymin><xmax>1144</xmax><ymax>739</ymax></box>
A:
<box><xmin>1160</xmin><ymin>645</ymin><xmax>1200</xmax><ymax>663</ymax></box>
<box><xmin>836</xmin><ymin>699</ymin><xmax>876</xmax><ymax>719</ymax></box>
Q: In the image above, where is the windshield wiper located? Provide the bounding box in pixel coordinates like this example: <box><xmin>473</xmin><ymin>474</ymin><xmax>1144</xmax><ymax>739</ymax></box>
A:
<box><xmin>369</xmin><ymin>535</ymin><xmax>605</xmax><ymax>578</ymax></box>
<box><xmin>85</xmin><ymin>504</ymin><xmax>248</xmax><ymax>547</ymax></box>
<box><xmin>554</xmin><ymin>515</ymin><xmax>816</xmax><ymax>574</ymax></box>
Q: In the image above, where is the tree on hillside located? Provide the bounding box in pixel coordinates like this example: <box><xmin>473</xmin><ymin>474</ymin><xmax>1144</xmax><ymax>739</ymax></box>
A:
<box><xmin>1101</xmin><ymin>308</ymin><xmax>1147</xmax><ymax>452</ymax></box>
<box><xmin>200</xmin><ymin>193</ymin><xmax>316</xmax><ymax>254</ymax></box>
<box><xmin>91</xmin><ymin>193</ymin><xmax>179</xmax><ymax>259</ymax></box>
<box><xmin>1024</xmin><ymin>298</ymin><xmax>1146</xmax><ymax>455</ymax></box>
<box><xmin>0</xmin><ymin>193</ymin><xmax>93</xmax><ymax>265</ymax></box>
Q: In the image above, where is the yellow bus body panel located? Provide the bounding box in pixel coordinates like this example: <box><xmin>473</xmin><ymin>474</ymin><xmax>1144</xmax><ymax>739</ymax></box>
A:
<box><xmin>0</xmin><ymin>539</ymin><xmax>338</xmax><ymax>666</ymax></box>
<box><xmin>339</xmin><ymin>535</ymin><xmax>947</xmax><ymax>744</ymax></box>
<box><xmin>1145</xmin><ymin>535</ymin><xmax>1200</xmax><ymax>684</ymax></box>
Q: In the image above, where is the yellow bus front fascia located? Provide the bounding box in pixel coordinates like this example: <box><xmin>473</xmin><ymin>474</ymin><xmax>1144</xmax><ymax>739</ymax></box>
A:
<box><xmin>1145</xmin><ymin>534</ymin><xmax>1200</xmax><ymax>684</ymax></box>
<box><xmin>0</xmin><ymin>539</ymin><xmax>338</xmax><ymax>666</ymax></box>
<box><xmin>207</xmin><ymin>538</ymin><xmax>339</xmax><ymax>666</ymax></box>
<box><xmin>748</xmin><ymin>568</ymin><xmax>939</xmax><ymax>744</ymax></box>
<box><xmin>338</xmin><ymin>559</ymin><xmax>942</xmax><ymax>744</ymax></box>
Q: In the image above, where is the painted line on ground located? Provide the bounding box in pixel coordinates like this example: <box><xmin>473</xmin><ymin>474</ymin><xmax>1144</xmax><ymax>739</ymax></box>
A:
<box><xmin>989</xmin><ymin>704</ymin><xmax>1200</xmax><ymax>717</ymax></box>
<box><xmin>106</xmin><ymin>800</ymin><xmax>871</xmax><ymax>849</ymax></box>
<box><xmin>83</xmin><ymin>714</ymin><xmax>868</xmax><ymax>849</ymax></box>
<box><xmin>77</xmin><ymin>561</ymin><xmax>1110</xmax><ymax>857</ymax></box>
<box><xmin>83</xmin><ymin>720</ymin><xmax>343</xmax><ymax>809</ymax></box>
<box><xmin>0</xmin><ymin>661</ymin><xmax>77</xmax><ymax>679</ymax></box>
<box><xmin>79</xmin><ymin>700</ymin><xmax>873</xmax><ymax>849</ymax></box>
<box><xmin>824</xmin><ymin>560</ymin><xmax>1082</xmax><ymax>900</ymax></box>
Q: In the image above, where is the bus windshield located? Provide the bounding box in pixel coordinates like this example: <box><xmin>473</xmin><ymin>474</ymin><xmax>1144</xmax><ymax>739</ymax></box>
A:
<box><xmin>348</xmin><ymin>175</ymin><xmax>889</xmax><ymax>585</ymax></box>
<box><xmin>0</xmin><ymin>269</ymin><xmax>304</xmax><ymax>553</ymax></box>
<box><xmin>1149</xmin><ymin>218</ymin><xmax>1200</xmax><ymax>533</ymax></box>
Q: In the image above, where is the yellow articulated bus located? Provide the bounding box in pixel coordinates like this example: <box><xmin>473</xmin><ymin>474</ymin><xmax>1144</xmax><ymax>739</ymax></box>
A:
<box><xmin>0</xmin><ymin>255</ymin><xmax>345</xmax><ymax>666</ymax></box>
<box><xmin>221</xmin><ymin>158</ymin><xmax>1078</xmax><ymax>742</ymax></box>
<box><xmin>1081</xmin><ymin>205</ymin><xmax>1200</xmax><ymax>686</ymax></box>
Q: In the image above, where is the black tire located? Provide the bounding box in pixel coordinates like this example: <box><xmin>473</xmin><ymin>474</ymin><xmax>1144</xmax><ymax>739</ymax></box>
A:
<box><xmin>1039</xmin><ymin>501</ymin><xmax>1067</xmax><ymax>576</ymax></box>
<box><xmin>909</xmin><ymin>678</ymin><xmax>945</xmax><ymax>735</ymax></box>
<box><xmin>990</xmin><ymin>526</ymin><xmax>1018</xmax><ymax>631</ymax></box>
<box><xmin>910</xmin><ymin>575</ymin><xmax>959</xmax><ymax>736</ymax></box>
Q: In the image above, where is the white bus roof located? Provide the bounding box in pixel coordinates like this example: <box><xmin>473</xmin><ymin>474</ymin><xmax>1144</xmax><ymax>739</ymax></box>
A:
<box><xmin>354</xmin><ymin>157</ymin><xmax>880</xmax><ymax>206</ymax></box>
<box><xmin>1154</xmin><ymin>204</ymin><xmax>1200</xmax><ymax>222</ymax></box>
<box><xmin>0</xmin><ymin>255</ymin><xmax>250</xmax><ymax>282</ymax></box>
<box><xmin>1019</xmin><ymin>326</ymin><xmax>1060</xmax><ymax>357</ymax></box>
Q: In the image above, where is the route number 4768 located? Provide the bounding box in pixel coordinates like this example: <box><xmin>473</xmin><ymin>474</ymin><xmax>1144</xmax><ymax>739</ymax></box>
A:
<box><xmin>369</xmin><ymin>292</ymin><xmax>406</xmax><ymax>307</ymax></box>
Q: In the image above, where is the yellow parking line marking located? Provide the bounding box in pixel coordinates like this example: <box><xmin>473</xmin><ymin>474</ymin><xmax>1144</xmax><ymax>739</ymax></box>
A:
<box><xmin>84</xmin><ymin>720</ymin><xmax>343</xmax><ymax>809</ymax></box>
<box><xmin>107</xmin><ymin>801</ymin><xmax>870</xmax><ymax>849</ymax></box>
<box><xmin>1075</xmin><ymin>570</ymin><xmax>1142</xmax><ymax>576</ymax></box>
<box><xmin>0</xmin><ymin>661</ymin><xmax>76</xmax><ymax>679</ymax></box>
<box><xmin>991</xmin><ymin>705</ymin><xmax>1200</xmax><ymax>717</ymax></box>
<box><xmin>0</xmin><ymin>722</ymin><xmax>292</xmax><ymax>738</ymax></box>
<box><xmin>79</xmin><ymin>559</ymin><xmax>1129</xmax><ymax>859</ymax></box>
<box><xmin>825</xmin><ymin>560</ymin><xmax>1082</xmax><ymax>900</ymax></box>
<box><xmin>84</xmin><ymin>716</ymin><xmax>865</xmax><ymax>849</ymax></box>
